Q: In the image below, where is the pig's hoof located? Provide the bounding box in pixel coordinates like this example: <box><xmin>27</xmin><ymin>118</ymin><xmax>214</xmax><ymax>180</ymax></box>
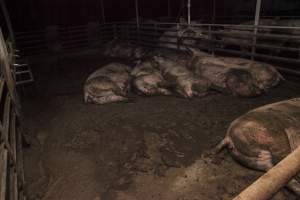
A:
<box><xmin>256</xmin><ymin>150</ymin><xmax>273</xmax><ymax>170</ymax></box>
<box><xmin>258</xmin><ymin>150</ymin><xmax>272</xmax><ymax>160</ymax></box>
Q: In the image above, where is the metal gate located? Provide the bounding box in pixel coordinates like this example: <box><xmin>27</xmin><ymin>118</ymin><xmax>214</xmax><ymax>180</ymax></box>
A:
<box><xmin>15</xmin><ymin>21</ymin><xmax>300</xmax><ymax>75</ymax></box>
<box><xmin>0</xmin><ymin>29</ymin><xmax>26</xmax><ymax>200</ymax></box>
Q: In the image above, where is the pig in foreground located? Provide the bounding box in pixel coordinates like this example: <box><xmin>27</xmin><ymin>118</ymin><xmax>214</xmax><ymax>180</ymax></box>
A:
<box><xmin>154</xmin><ymin>56</ymin><xmax>210</xmax><ymax>98</ymax></box>
<box><xmin>84</xmin><ymin>63</ymin><xmax>131</xmax><ymax>104</ymax></box>
<box><xmin>131</xmin><ymin>61</ymin><xmax>172</xmax><ymax>96</ymax></box>
<box><xmin>188</xmin><ymin>48</ymin><xmax>282</xmax><ymax>97</ymax></box>
<box><xmin>216</xmin><ymin>98</ymin><xmax>300</xmax><ymax>195</ymax></box>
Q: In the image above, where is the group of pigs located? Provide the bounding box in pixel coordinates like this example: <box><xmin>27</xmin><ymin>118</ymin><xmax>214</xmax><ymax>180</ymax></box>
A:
<box><xmin>84</xmin><ymin>42</ymin><xmax>282</xmax><ymax>105</ymax></box>
<box><xmin>85</xmin><ymin>42</ymin><xmax>300</xmax><ymax>196</ymax></box>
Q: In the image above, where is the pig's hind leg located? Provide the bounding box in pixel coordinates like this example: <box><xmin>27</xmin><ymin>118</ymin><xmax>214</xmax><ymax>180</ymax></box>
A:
<box><xmin>229</xmin><ymin>146</ymin><xmax>274</xmax><ymax>171</ymax></box>
<box><xmin>91</xmin><ymin>94</ymin><xmax>128</xmax><ymax>104</ymax></box>
<box><xmin>215</xmin><ymin>137</ymin><xmax>273</xmax><ymax>171</ymax></box>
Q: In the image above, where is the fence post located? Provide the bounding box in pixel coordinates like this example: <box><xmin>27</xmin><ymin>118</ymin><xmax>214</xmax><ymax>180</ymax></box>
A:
<box><xmin>137</xmin><ymin>24</ymin><xmax>141</xmax><ymax>45</ymax></box>
<box><xmin>113</xmin><ymin>24</ymin><xmax>117</xmax><ymax>40</ymax></box>
<box><xmin>176</xmin><ymin>23</ymin><xmax>180</xmax><ymax>50</ymax></box>
<box><xmin>154</xmin><ymin>23</ymin><xmax>157</xmax><ymax>45</ymax></box>
<box><xmin>87</xmin><ymin>22</ymin><xmax>99</xmax><ymax>48</ymax></box>
<box><xmin>251</xmin><ymin>0</ymin><xmax>262</xmax><ymax>60</ymax></box>
<box><xmin>126</xmin><ymin>24</ymin><xmax>130</xmax><ymax>42</ymax></box>
<box><xmin>208</xmin><ymin>25</ymin><xmax>215</xmax><ymax>56</ymax></box>
<box><xmin>45</xmin><ymin>26</ymin><xmax>61</xmax><ymax>53</ymax></box>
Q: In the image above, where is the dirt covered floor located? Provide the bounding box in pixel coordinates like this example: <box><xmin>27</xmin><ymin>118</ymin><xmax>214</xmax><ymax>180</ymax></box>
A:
<box><xmin>22</xmin><ymin>50</ymin><xmax>300</xmax><ymax>200</ymax></box>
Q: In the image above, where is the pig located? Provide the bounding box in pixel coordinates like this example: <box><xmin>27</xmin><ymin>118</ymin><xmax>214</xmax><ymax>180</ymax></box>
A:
<box><xmin>219</xmin><ymin>57</ymin><xmax>283</xmax><ymax>91</ymax></box>
<box><xmin>188</xmin><ymin>52</ymin><xmax>262</xmax><ymax>97</ymax></box>
<box><xmin>153</xmin><ymin>56</ymin><xmax>210</xmax><ymax>98</ymax></box>
<box><xmin>84</xmin><ymin>63</ymin><xmax>131</xmax><ymax>104</ymax></box>
<box><xmin>215</xmin><ymin>98</ymin><xmax>300</xmax><ymax>195</ymax></box>
<box><xmin>131</xmin><ymin>61</ymin><xmax>172</xmax><ymax>96</ymax></box>
<box><xmin>188</xmin><ymin>48</ymin><xmax>281</xmax><ymax>97</ymax></box>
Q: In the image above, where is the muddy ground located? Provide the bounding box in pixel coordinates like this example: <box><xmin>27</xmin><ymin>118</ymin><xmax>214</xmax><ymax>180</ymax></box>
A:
<box><xmin>22</xmin><ymin>50</ymin><xmax>300</xmax><ymax>200</ymax></box>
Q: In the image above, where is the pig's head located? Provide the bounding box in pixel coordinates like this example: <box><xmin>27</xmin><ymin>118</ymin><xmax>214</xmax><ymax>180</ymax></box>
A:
<box><xmin>192</xmin><ymin>78</ymin><xmax>211</xmax><ymax>97</ymax></box>
<box><xmin>140</xmin><ymin>82</ymin><xmax>157</xmax><ymax>95</ymax></box>
<box><xmin>226</xmin><ymin>69</ymin><xmax>262</xmax><ymax>97</ymax></box>
<box><xmin>177</xmin><ymin>78</ymin><xmax>194</xmax><ymax>98</ymax></box>
<box><xmin>251</xmin><ymin>65</ymin><xmax>283</xmax><ymax>91</ymax></box>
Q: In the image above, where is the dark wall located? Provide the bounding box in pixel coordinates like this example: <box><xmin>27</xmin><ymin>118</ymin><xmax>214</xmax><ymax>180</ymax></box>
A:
<box><xmin>4</xmin><ymin>0</ymin><xmax>300</xmax><ymax>32</ymax></box>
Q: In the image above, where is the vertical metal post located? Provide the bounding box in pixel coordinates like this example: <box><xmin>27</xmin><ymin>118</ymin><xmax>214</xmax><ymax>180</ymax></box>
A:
<box><xmin>187</xmin><ymin>0</ymin><xmax>191</xmax><ymax>25</ymax></box>
<box><xmin>135</xmin><ymin>0</ymin><xmax>140</xmax><ymax>44</ymax></box>
<box><xmin>135</xmin><ymin>0</ymin><xmax>140</xmax><ymax>30</ymax></box>
<box><xmin>113</xmin><ymin>24</ymin><xmax>117</xmax><ymax>40</ymax></box>
<box><xmin>100</xmin><ymin>0</ymin><xmax>106</xmax><ymax>24</ymax></box>
<box><xmin>251</xmin><ymin>0</ymin><xmax>262</xmax><ymax>60</ymax></box>
<box><xmin>212</xmin><ymin>0</ymin><xmax>216</xmax><ymax>23</ymax></box>
<box><xmin>167</xmin><ymin>0</ymin><xmax>171</xmax><ymax>19</ymax></box>
<box><xmin>208</xmin><ymin>25</ymin><xmax>214</xmax><ymax>56</ymax></box>
<box><xmin>154</xmin><ymin>23</ymin><xmax>158</xmax><ymax>44</ymax></box>
<box><xmin>176</xmin><ymin>23</ymin><xmax>180</xmax><ymax>50</ymax></box>
<box><xmin>0</xmin><ymin>0</ymin><xmax>15</xmax><ymax>45</ymax></box>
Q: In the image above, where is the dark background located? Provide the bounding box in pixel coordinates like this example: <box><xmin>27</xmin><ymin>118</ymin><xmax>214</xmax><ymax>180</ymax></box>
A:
<box><xmin>2</xmin><ymin>0</ymin><xmax>300</xmax><ymax>32</ymax></box>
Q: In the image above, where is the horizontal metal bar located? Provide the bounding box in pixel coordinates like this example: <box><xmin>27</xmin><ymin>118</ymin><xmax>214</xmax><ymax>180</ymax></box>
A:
<box><xmin>15</xmin><ymin>29</ymin><xmax>45</xmax><ymax>36</ymax></box>
<box><xmin>15</xmin><ymin>34</ymin><xmax>44</xmax><ymax>40</ymax></box>
<box><xmin>15</xmin><ymin>70</ymin><xmax>31</xmax><ymax>75</ymax></box>
<box><xmin>60</xmin><ymin>29</ymin><xmax>87</xmax><ymax>35</ymax></box>
<box><xmin>15</xmin><ymin>39</ymin><xmax>46</xmax><ymax>45</ymax></box>
<box><xmin>59</xmin><ymin>24</ymin><xmax>88</xmax><ymax>31</ymax></box>
<box><xmin>214</xmin><ymin>47</ymin><xmax>300</xmax><ymax>64</ymax></box>
<box><xmin>16</xmin><ymin>79</ymin><xmax>34</xmax><ymax>85</ymax></box>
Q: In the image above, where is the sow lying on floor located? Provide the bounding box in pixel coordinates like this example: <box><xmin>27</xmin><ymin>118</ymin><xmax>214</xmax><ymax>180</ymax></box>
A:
<box><xmin>84</xmin><ymin>63</ymin><xmax>131</xmax><ymax>104</ymax></box>
<box><xmin>216</xmin><ymin>97</ymin><xmax>300</xmax><ymax>196</ymax></box>
<box><xmin>154</xmin><ymin>55</ymin><xmax>211</xmax><ymax>98</ymax></box>
<box><xmin>131</xmin><ymin>60</ymin><xmax>172</xmax><ymax>96</ymax></box>
<box><xmin>188</xmin><ymin>48</ymin><xmax>283</xmax><ymax>97</ymax></box>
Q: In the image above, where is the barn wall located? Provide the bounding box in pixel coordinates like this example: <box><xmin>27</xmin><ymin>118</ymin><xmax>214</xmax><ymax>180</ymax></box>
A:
<box><xmin>5</xmin><ymin>0</ymin><xmax>300</xmax><ymax>32</ymax></box>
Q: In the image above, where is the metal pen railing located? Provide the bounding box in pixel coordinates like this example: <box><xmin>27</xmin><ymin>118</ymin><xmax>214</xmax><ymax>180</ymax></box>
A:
<box><xmin>0</xmin><ymin>30</ymin><xmax>26</xmax><ymax>200</ymax></box>
<box><xmin>14</xmin><ymin>21</ymin><xmax>300</xmax><ymax>74</ymax></box>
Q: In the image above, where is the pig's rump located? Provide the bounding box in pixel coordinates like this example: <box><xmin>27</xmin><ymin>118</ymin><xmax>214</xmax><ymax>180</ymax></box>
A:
<box><xmin>220</xmin><ymin>98</ymin><xmax>300</xmax><ymax>168</ymax></box>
